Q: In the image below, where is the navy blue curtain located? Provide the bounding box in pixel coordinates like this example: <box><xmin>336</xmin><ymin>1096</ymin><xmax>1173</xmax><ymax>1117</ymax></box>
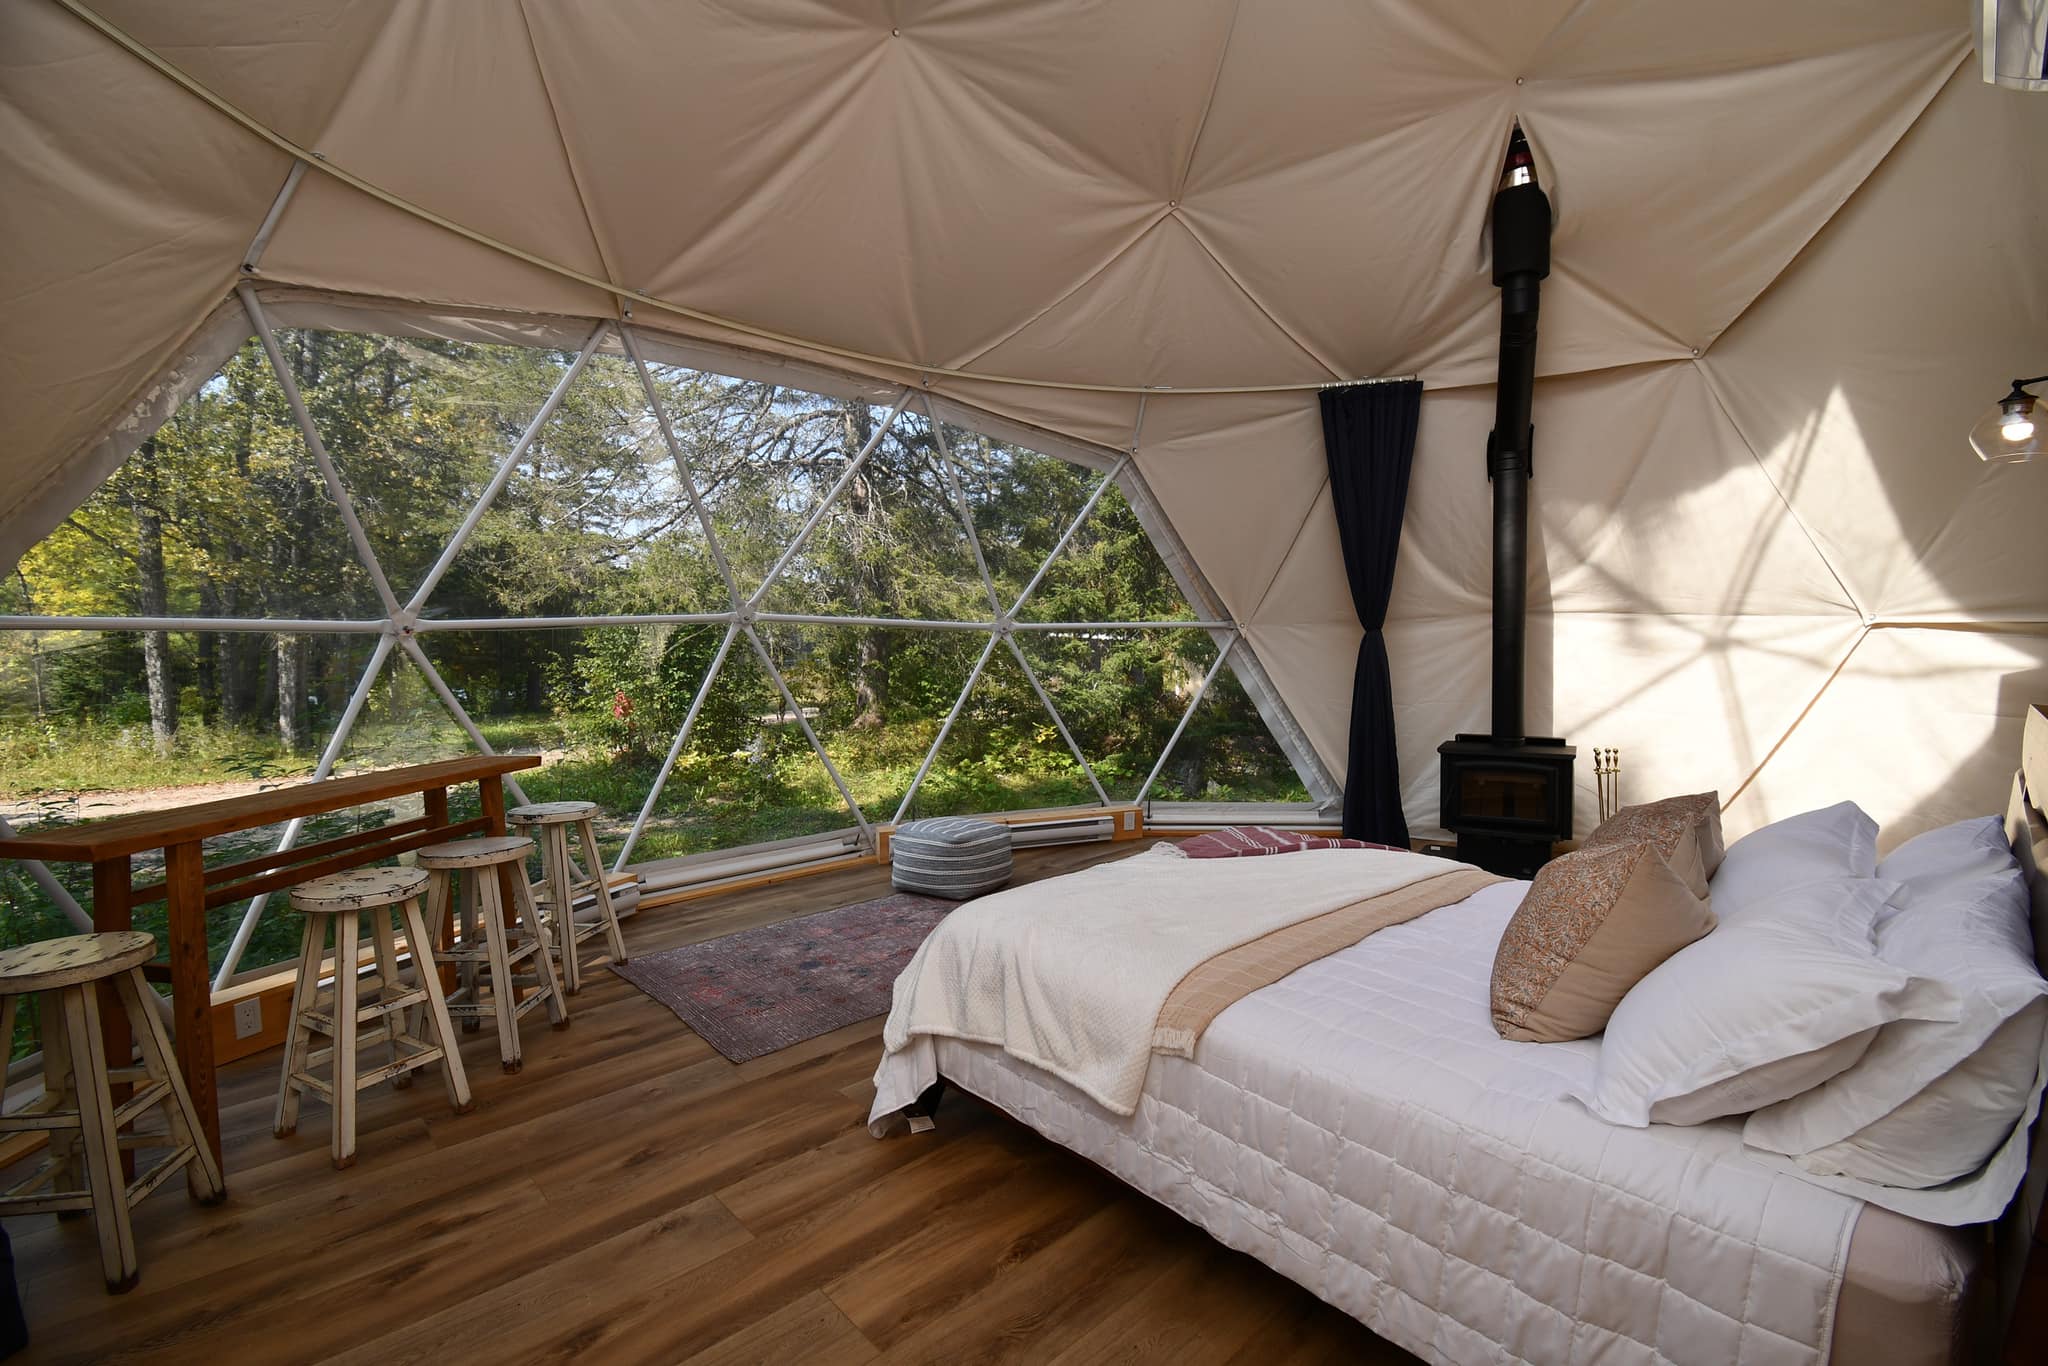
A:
<box><xmin>1319</xmin><ymin>380</ymin><xmax>1422</xmax><ymax>846</ymax></box>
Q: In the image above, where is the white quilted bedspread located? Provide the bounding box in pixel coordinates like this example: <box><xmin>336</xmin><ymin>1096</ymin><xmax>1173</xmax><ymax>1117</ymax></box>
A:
<box><xmin>871</xmin><ymin>880</ymin><xmax>1864</xmax><ymax>1366</ymax></box>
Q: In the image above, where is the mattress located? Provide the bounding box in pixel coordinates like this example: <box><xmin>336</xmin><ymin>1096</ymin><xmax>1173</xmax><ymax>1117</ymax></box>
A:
<box><xmin>873</xmin><ymin>879</ymin><xmax>1981</xmax><ymax>1365</ymax></box>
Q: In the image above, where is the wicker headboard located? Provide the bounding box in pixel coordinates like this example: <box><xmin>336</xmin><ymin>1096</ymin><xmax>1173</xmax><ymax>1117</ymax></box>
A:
<box><xmin>1998</xmin><ymin>703</ymin><xmax>2048</xmax><ymax>1335</ymax></box>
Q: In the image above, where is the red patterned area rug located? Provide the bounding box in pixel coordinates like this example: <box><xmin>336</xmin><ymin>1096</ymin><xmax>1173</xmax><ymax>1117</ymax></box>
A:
<box><xmin>611</xmin><ymin>891</ymin><xmax>955</xmax><ymax>1063</ymax></box>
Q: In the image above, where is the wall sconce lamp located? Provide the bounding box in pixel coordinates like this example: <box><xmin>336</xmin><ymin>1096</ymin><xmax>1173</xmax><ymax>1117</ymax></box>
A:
<box><xmin>1970</xmin><ymin>376</ymin><xmax>2047</xmax><ymax>463</ymax></box>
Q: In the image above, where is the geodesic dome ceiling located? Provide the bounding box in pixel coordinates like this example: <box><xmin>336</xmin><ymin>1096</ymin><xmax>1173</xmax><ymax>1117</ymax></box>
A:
<box><xmin>4</xmin><ymin>0</ymin><xmax>2046</xmax><ymax>844</ymax></box>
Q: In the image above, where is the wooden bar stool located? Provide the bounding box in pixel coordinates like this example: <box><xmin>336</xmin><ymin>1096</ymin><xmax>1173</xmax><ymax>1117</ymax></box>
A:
<box><xmin>417</xmin><ymin>835</ymin><xmax>567</xmax><ymax>1073</ymax></box>
<box><xmin>274</xmin><ymin>867</ymin><xmax>471</xmax><ymax>1169</ymax></box>
<box><xmin>0</xmin><ymin>932</ymin><xmax>226</xmax><ymax>1293</ymax></box>
<box><xmin>507</xmin><ymin>801</ymin><xmax>628</xmax><ymax>995</ymax></box>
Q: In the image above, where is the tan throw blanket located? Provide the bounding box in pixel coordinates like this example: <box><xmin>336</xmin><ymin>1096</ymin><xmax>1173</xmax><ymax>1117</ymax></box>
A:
<box><xmin>1152</xmin><ymin>866</ymin><xmax>1503</xmax><ymax>1055</ymax></box>
<box><xmin>880</xmin><ymin>845</ymin><xmax>1500</xmax><ymax>1114</ymax></box>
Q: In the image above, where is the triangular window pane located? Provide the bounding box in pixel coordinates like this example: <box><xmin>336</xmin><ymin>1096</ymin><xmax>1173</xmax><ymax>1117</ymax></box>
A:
<box><xmin>755</xmin><ymin>622</ymin><xmax>983</xmax><ymax>825</ymax></box>
<box><xmin>1016</xmin><ymin>478</ymin><xmax>1197</xmax><ymax>625</ymax></box>
<box><xmin>1013</xmin><ymin>626</ymin><xmax>1221</xmax><ymax>801</ymax></box>
<box><xmin>635</xmin><ymin>364</ymin><xmax>907</xmax><ymax>609</ymax></box>
<box><xmin>941</xmin><ymin>425</ymin><xmax>1099</xmax><ymax>613</ymax></box>
<box><xmin>278</xmin><ymin>329</ymin><xmax>569</xmax><ymax>606</ymax></box>
<box><xmin>755</xmin><ymin>407</ymin><xmax>993</xmax><ymax>622</ymax></box>
<box><xmin>1147</xmin><ymin>653</ymin><xmax>1313</xmax><ymax>804</ymax></box>
<box><xmin>901</xmin><ymin>643</ymin><xmax>1096</xmax><ymax>819</ymax></box>
<box><xmin>589</xmin><ymin>629</ymin><xmax>859</xmax><ymax>862</ymax></box>
<box><xmin>421</xmin><ymin>354</ymin><xmax>727</xmax><ymax>621</ymax></box>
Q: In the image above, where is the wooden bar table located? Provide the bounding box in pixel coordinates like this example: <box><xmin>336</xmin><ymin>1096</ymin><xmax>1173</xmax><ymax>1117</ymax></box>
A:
<box><xmin>0</xmin><ymin>754</ymin><xmax>540</xmax><ymax>1170</ymax></box>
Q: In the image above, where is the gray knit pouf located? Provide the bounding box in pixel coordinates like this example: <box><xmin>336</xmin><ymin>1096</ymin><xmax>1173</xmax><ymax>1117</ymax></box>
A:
<box><xmin>891</xmin><ymin>817</ymin><xmax>1013</xmax><ymax>899</ymax></box>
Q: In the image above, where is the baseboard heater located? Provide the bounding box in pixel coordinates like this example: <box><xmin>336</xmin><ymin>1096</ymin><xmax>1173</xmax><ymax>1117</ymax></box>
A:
<box><xmin>1006</xmin><ymin>814</ymin><xmax>1117</xmax><ymax>848</ymax></box>
<box><xmin>631</xmin><ymin>831</ymin><xmax>865</xmax><ymax>896</ymax></box>
<box><xmin>1146</xmin><ymin>801</ymin><xmax>1343</xmax><ymax>833</ymax></box>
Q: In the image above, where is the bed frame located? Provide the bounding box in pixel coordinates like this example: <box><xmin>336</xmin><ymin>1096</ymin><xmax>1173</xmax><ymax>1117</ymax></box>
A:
<box><xmin>1997</xmin><ymin>701</ymin><xmax>2048</xmax><ymax>1341</ymax></box>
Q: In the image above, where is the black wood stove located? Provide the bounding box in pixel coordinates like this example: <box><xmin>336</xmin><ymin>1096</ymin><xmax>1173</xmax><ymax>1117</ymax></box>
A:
<box><xmin>1437</xmin><ymin>128</ymin><xmax>1574</xmax><ymax>879</ymax></box>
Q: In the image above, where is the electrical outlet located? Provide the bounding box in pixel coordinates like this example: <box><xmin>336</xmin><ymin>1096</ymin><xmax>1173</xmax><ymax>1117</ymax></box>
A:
<box><xmin>232</xmin><ymin>997</ymin><xmax>263</xmax><ymax>1039</ymax></box>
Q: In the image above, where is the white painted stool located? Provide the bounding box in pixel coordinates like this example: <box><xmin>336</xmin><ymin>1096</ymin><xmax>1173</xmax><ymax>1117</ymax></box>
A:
<box><xmin>417</xmin><ymin>835</ymin><xmax>567</xmax><ymax>1073</ymax></box>
<box><xmin>507</xmin><ymin>801</ymin><xmax>628</xmax><ymax>995</ymax></box>
<box><xmin>0</xmin><ymin>931</ymin><xmax>226</xmax><ymax>1293</ymax></box>
<box><xmin>275</xmin><ymin>867</ymin><xmax>471</xmax><ymax>1169</ymax></box>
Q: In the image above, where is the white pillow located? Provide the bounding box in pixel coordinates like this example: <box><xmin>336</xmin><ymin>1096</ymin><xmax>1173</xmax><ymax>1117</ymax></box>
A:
<box><xmin>1572</xmin><ymin>878</ymin><xmax>1956</xmax><ymax>1128</ymax></box>
<box><xmin>1707</xmin><ymin>801</ymin><xmax>1877</xmax><ymax>923</ymax></box>
<box><xmin>1876</xmin><ymin>815</ymin><xmax>2015</xmax><ymax>901</ymax></box>
<box><xmin>1744</xmin><ymin>860</ymin><xmax>2047</xmax><ymax>1187</ymax></box>
<box><xmin>1778</xmin><ymin>1003</ymin><xmax>2047</xmax><ymax>1188</ymax></box>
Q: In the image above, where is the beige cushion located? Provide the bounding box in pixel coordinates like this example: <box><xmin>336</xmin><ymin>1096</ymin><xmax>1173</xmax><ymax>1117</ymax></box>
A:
<box><xmin>1583</xmin><ymin>791</ymin><xmax>1724</xmax><ymax>898</ymax></box>
<box><xmin>1490</xmin><ymin>841</ymin><xmax>1718</xmax><ymax>1043</ymax></box>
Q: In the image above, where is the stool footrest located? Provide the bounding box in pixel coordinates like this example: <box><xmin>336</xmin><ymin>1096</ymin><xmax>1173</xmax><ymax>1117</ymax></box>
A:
<box><xmin>302</xmin><ymin>986</ymin><xmax>428</xmax><ymax>1033</ymax></box>
<box><xmin>352</xmin><ymin>1044</ymin><xmax>446</xmax><ymax>1092</ymax></box>
<box><xmin>0</xmin><ymin>1186</ymin><xmax>93</xmax><ymax>1215</ymax></box>
<box><xmin>438</xmin><ymin>939</ymin><xmax>545</xmax><ymax>968</ymax></box>
<box><xmin>0</xmin><ymin>1095</ymin><xmax>83</xmax><ymax>1132</ymax></box>
<box><xmin>290</xmin><ymin>1035</ymin><xmax>445</xmax><ymax>1099</ymax></box>
<box><xmin>4</xmin><ymin>1161</ymin><xmax>70</xmax><ymax>1199</ymax></box>
<box><xmin>123</xmin><ymin>1146</ymin><xmax>197</xmax><ymax>1206</ymax></box>
<box><xmin>111</xmin><ymin>1081</ymin><xmax>173</xmax><ymax>1130</ymax></box>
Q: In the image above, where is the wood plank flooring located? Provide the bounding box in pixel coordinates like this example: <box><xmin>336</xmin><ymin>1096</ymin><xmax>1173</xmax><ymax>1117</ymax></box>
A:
<box><xmin>6</xmin><ymin>839</ymin><xmax>1415</xmax><ymax>1365</ymax></box>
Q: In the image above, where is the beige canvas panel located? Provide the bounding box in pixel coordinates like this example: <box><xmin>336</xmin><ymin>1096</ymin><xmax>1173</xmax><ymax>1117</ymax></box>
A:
<box><xmin>522</xmin><ymin>0</ymin><xmax>1203</xmax><ymax>373</ymax></box>
<box><xmin>258</xmin><ymin>176</ymin><xmax>618</xmax><ymax>321</ymax></box>
<box><xmin>1371</xmin><ymin>612</ymin><xmax>1865</xmax><ymax>836</ymax></box>
<box><xmin>1386</xmin><ymin>363</ymin><xmax>1857</xmax><ymax>624</ymax></box>
<box><xmin>1236</xmin><ymin>622</ymin><xmax>1358</xmax><ymax>781</ymax></box>
<box><xmin>1704</xmin><ymin>66</ymin><xmax>2048</xmax><ymax>624</ymax></box>
<box><xmin>1135</xmin><ymin>392</ymin><xmax>1333</xmax><ymax>623</ymax></box>
<box><xmin>1520</xmin><ymin>29</ymin><xmax>1965</xmax><ymax>358</ymax></box>
<box><xmin>0</xmin><ymin>1</ymin><xmax>286</xmax><ymax>571</ymax></box>
<box><xmin>1726</xmin><ymin>628</ymin><xmax>2048</xmax><ymax>850</ymax></box>
<box><xmin>967</xmin><ymin>215</ymin><xmax>1339</xmax><ymax>390</ymax></box>
<box><xmin>296</xmin><ymin>1</ymin><xmax>614</xmax><ymax>285</ymax></box>
<box><xmin>92</xmin><ymin>0</ymin><xmax>398</xmax><ymax>147</ymax></box>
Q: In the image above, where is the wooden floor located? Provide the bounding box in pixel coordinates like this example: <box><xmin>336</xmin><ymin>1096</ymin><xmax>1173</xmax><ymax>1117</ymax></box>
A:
<box><xmin>7</xmin><ymin>839</ymin><xmax>1415</xmax><ymax>1365</ymax></box>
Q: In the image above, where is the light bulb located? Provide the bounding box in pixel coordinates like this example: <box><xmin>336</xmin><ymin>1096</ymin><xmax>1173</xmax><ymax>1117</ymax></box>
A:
<box><xmin>2003</xmin><ymin>417</ymin><xmax>2036</xmax><ymax>443</ymax></box>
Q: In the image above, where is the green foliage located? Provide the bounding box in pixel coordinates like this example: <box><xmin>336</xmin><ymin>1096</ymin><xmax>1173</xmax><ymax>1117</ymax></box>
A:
<box><xmin>2</xmin><ymin>332</ymin><xmax>1313</xmax><ymax>1056</ymax></box>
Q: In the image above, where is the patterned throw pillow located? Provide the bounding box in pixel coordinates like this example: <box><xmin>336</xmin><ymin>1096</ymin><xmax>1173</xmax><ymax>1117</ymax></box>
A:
<box><xmin>1582</xmin><ymin>792</ymin><xmax>1724</xmax><ymax>899</ymax></box>
<box><xmin>1490</xmin><ymin>840</ymin><xmax>1717</xmax><ymax>1043</ymax></box>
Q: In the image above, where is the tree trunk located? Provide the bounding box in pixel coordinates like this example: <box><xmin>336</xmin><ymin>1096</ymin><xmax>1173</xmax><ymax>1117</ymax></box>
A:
<box><xmin>219</xmin><ymin>358</ymin><xmax>258</xmax><ymax>727</ymax></box>
<box><xmin>843</xmin><ymin>402</ymin><xmax>890</xmax><ymax>728</ymax></box>
<box><xmin>853</xmin><ymin>630</ymin><xmax>889</xmax><ymax>728</ymax></box>
<box><xmin>276</xmin><ymin>635</ymin><xmax>309</xmax><ymax>750</ymax></box>
<box><xmin>128</xmin><ymin>439</ymin><xmax>178</xmax><ymax>753</ymax></box>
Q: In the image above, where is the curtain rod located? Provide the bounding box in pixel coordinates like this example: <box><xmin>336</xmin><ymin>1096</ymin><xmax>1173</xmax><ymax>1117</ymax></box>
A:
<box><xmin>51</xmin><ymin>0</ymin><xmax>1415</xmax><ymax>401</ymax></box>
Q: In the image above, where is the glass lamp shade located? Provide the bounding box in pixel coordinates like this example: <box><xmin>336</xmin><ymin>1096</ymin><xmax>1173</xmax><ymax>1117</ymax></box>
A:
<box><xmin>1970</xmin><ymin>392</ymin><xmax>2044</xmax><ymax>463</ymax></box>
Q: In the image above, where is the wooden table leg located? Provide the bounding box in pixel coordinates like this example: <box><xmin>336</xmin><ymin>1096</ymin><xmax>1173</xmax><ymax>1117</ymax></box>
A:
<box><xmin>164</xmin><ymin>841</ymin><xmax>222</xmax><ymax>1170</ymax></box>
<box><xmin>423</xmin><ymin>785</ymin><xmax>459</xmax><ymax>990</ymax></box>
<box><xmin>90</xmin><ymin>858</ymin><xmax>136</xmax><ymax>1179</ymax></box>
<box><xmin>478</xmin><ymin>776</ymin><xmax>506</xmax><ymax>836</ymax></box>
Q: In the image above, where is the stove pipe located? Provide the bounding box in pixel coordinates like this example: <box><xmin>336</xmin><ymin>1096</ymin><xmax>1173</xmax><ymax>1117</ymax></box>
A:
<box><xmin>1487</xmin><ymin>127</ymin><xmax>1550</xmax><ymax>745</ymax></box>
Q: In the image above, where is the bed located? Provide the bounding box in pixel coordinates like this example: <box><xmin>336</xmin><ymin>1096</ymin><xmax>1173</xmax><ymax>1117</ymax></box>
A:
<box><xmin>870</xmin><ymin>708</ymin><xmax>2048</xmax><ymax>1366</ymax></box>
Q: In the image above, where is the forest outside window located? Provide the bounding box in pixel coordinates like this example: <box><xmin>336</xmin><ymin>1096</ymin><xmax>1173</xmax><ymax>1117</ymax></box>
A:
<box><xmin>0</xmin><ymin>305</ymin><xmax>1326</xmax><ymax>1032</ymax></box>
